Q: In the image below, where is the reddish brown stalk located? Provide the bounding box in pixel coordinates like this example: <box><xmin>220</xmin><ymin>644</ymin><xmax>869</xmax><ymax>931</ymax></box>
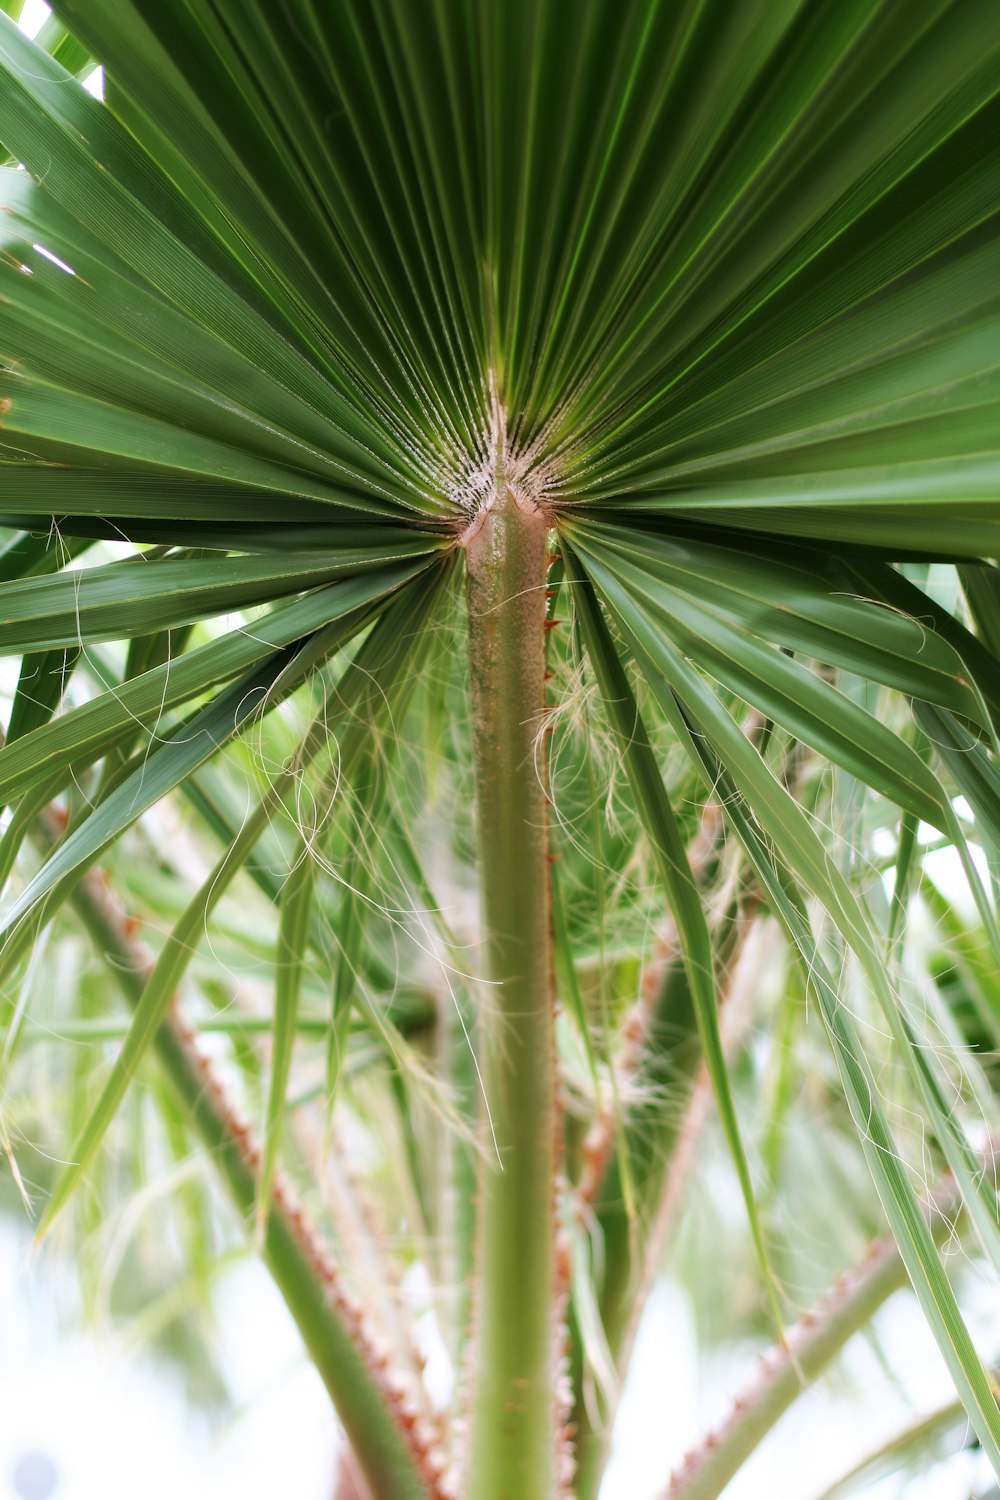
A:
<box><xmin>570</xmin><ymin>893</ymin><xmax>768</xmax><ymax>1500</ymax></box>
<box><xmin>37</xmin><ymin>803</ymin><xmax>451</xmax><ymax>1500</ymax></box>
<box><xmin>577</xmin><ymin>805</ymin><xmax>724</xmax><ymax>1209</ymax></box>
<box><xmin>662</xmin><ymin>1159</ymin><xmax>985</xmax><ymax>1500</ymax></box>
<box><xmin>620</xmin><ymin>917</ymin><xmax>769</xmax><ymax>1370</ymax></box>
<box><xmin>314</xmin><ymin>1115</ymin><xmax>448</xmax><ymax>1455</ymax></box>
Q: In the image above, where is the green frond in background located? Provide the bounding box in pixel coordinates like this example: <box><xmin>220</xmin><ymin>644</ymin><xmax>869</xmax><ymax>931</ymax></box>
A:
<box><xmin>0</xmin><ymin>2</ymin><xmax>998</xmax><ymax>1497</ymax></box>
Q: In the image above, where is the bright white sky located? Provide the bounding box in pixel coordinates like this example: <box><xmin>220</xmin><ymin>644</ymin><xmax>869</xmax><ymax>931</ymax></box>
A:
<box><xmin>16</xmin><ymin>0</ymin><xmax>48</xmax><ymax>36</ymax></box>
<box><xmin>1</xmin><ymin>1218</ymin><xmax>993</xmax><ymax>1500</ymax></box>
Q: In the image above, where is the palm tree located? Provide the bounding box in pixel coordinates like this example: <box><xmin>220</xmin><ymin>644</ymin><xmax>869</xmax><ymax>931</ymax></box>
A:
<box><xmin>0</xmin><ymin>1</ymin><xmax>998</xmax><ymax>1496</ymax></box>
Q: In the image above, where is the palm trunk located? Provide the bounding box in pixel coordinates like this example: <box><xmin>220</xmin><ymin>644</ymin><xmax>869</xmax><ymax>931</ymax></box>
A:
<box><xmin>463</xmin><ymin>480</ymin><xmax>560</xmax><ymax>1498</ymax></box>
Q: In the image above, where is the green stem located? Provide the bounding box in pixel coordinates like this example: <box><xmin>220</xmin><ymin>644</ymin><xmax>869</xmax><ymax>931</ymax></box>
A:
<box><xmin>464</xmin><ymin>484</ymin><xmax>559</xmax><ymax>1498</ymax></box>
<box><xmin>46</xmin><ymin>820</ymin><xmax>441</xmax><ymax>1500</ymax></box>
<box><xmin>663</xmin><ymin>1172</ymin><xmax>970</xmax><ymax>1500</ymax></box>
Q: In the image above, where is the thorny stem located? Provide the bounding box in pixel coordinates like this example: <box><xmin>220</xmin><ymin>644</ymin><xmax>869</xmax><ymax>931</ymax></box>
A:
<box><xmin>662</xmin><ymin>1163</ymin><xmax>985</xmax><ymax>1500</ymax></box>
<box><xmin>576</xmin><ymin>807</ymin><xmax>725</xmax><ymax>1211</ymax></box>
<box><xmin>32</xmin><ymin>808</ymin><xmax>447</xmax><ymax>1500</ymax></box>
<box><xmin>296</xmin><ymin>1109</ymin><xmax>442</xmax><ymax>1448</ymax></box>
<box><xmin>616</xmin><ymin>919</ymin><xmax>767</xmax><ymax>1376</ymax></box>
<box><xmin>571</xmin><ymin>909</ymin><xmax>765</xmax><ymax>1500</ymax></box>
<box><xmin>463</xmin><ymin>473</ymin><xmax>566</xmax><ymax>1497</ymax></box>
